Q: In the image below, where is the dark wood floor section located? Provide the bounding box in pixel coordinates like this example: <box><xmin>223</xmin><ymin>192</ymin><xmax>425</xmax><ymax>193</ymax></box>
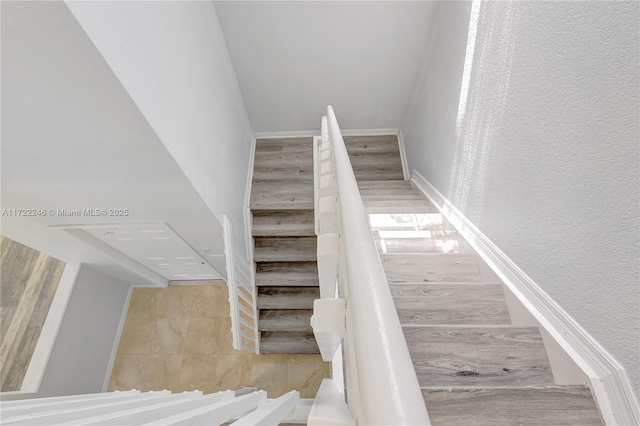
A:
<box><xmin>0</xmin><ymin>237</ymin><xmax>66</xmax><ymax>391</ymax></box>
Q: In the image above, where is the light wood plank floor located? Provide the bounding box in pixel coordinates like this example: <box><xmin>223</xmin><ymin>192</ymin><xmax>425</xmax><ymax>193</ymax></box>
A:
<box><xmin>0</xmin><ymin>237</ymin><xmax>66</xmax><ymax>391</ymax></box>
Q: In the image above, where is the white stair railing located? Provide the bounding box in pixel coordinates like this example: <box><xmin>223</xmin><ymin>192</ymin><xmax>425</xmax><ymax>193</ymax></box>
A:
<box><xmin>0</xmin><ymin>389</ymin><xmax>300</xmax><ymax>425</ymax></box>
<box><xmin>223</xmin><ymin>215</ymin><xmax>260</xmax><ymax>353</ymax></box>
<box><xmin>309</xmin><ymin>106</ymin><xmax>430</xmax><ymax>425</ymax></box>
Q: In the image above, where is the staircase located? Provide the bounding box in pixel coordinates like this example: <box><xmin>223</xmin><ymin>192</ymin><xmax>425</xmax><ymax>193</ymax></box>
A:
<box><xmin>354</xmin><ymin>138</ymin><xmax>604</xmax><ymax>424</ymax></box>
<box><xmin>250</xmin><ymin>137</ymin><xmax>319</xmax><ymax>353</ymax></box>
<box><xmin>250</xmin><ymin>135</ymin><xmax>405</xmax><ymax>353</ymax></box>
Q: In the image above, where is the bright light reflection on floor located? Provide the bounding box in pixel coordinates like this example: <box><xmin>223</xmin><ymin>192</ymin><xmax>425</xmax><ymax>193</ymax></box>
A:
<box><xmin>369</xmin><ymin>214</ymin><xmax>444</xmax><ymax>229</ymax></box>
<box><xmin>378</xmin><ymin>230</ymin><xmax>432</xmax><ymax>239</ymax></box>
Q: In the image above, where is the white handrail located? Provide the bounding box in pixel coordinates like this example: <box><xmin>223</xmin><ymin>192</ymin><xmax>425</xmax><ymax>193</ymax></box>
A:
<box><xmin>320</xmin><ymin>106</ymin><xmax>430</xmax><ymax>425</ymax></box>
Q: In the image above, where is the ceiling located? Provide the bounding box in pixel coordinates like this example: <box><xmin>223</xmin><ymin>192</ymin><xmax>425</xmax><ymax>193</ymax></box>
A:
<box><xmin>214</xmin><ymin>1</ymin><xmax>436</xmax><ymax>132</ymax></box>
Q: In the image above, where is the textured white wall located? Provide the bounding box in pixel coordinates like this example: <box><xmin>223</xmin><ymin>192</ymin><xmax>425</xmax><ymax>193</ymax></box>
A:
<box><xmin>402</xmin><ymin>1</ymin><xmax>639</xmax><ymax>393</ymax></box>
<box><xmin>66</xmin><ymin>1</ymin><xmax>253</xmax><ymax>256</ymax></box>
<box><xmin>214</xmin><ymin>1</ymin><xmax>435</xmax><ymax>132</ymax></box>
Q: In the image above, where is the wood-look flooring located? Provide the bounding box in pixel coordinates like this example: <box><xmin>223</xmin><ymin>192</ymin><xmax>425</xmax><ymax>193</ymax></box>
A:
<box><xmin>0</xmin><ymin>237</ymin><xmax>66</xmax><ymax>391</ymax></box>
<box><xmin>251</xmin><ymin>137</ymin><xmax>320</xmax><ymax>353</ymax></box>
<box><xmin>360</xmin><ymin>180</ymin><xmax>603</xmax><ymax>424</ymax></box>
<box><xmin>422</xmin><ymin>386</ymin><xmax>604</xmax><ymax>425</ymax></box>
<box><xmin>249</xmin><ymin>135</ymin><xmax>406</xmax><ymax>353</ymax></box>
<box><xmin>250</xmin><ymin>132</ymin><xmax>601</xmax><ymax>424</ymax></box>
<box><xmin>343</xmin><ymin>135</ymin><xmax>404</xmax><ymax>181</ymax></box>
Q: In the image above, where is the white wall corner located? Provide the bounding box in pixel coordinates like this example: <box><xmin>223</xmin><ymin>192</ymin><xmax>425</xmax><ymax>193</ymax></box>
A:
<box><xmin>102</xmin><ymin>283</ymin><xmax>134</xmax><ymax>392</ymax></box>
<box><xmin>396</xmin><ymin>130</ymin><xmax>410</xmax><ymax>181</ymax></box>
<box><xmin>410</xmin><ymin>169</ymin><xmax>640</xmax><ymax>426</ymax></box>
<box><xmin>244</xmin><ymin>135</ymin><xmax>257</xmax><ymax>264</ymax></box>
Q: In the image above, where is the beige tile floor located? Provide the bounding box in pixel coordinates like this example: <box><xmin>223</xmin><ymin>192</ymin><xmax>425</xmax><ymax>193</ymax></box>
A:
<box><xmin>108</xmin><ymin>284</ymin><xmax>329</xmax><ymax>398</ymax></box>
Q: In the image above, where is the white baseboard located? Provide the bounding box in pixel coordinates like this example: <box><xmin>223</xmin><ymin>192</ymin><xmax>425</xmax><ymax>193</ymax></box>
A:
<box><xmin>168</xmin><ymin>279</ymin><xmax>225</xmax><ymax>286</ymax></box>
<box><xmin>254</xmin><ymin>128</ymin><xmax>399</xmax><ymax>139</ymax></box>
<box><xmin>397</xmin><ymin>130</ymin><xmax>410</xmax><ymax>181</ymax></box>
<box><xmin>410</xmin><ymin>169</ymin><xmax>640</xmax><ymax>426</ymax></box>
<box><xmin>253</xmin><ymin>130</ymin><xmax>319</xmax><ymax>138</ymax></box>
<box><xmin>102</xmin><ymin>283</ymin><xmax>133</xmax><ymax>392</ymax></box>
<box><xmin>340</xmin><ymin>127</ymin><xmax>399</xmax><ymax>136</ymax></box>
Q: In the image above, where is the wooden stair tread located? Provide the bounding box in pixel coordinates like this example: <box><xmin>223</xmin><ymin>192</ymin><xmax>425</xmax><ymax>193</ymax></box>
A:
<box><xmin>373</xmin><ymin>231</ymin><xmax>460</xmax><ymax>254</ymax></box>
<box><xmin>253</xmin><ymin>151</ymin><xmax>312</xmax><ymax>164</ymax></box>
<box><xmin>363</xmin><ymin>198</ymin><xmax>433</xmax><ymax>208</ymax></box>
<box><xmin>257</xmin><ymin>287</ymin><xmax>319</xmax><ymax>309</ymax></box>
<box><xmin>255</xmin><ymin>261</ymin><xmax>319</xmax><ymax>287</ymax></box>
<box><xmin>252</xmin><ymin>210</ymin><xmax>315</xmax><ymax>237</ymax></box>
<box><xmin>359</xmin><ymin>188</ymin><xmax>420</xmax><ymax>196</ymax></box>
<box><xmin>381</xmin><ymin>253</ymin><xmax>482</xmax><ymax>283</ymax></box>
<box><xmin>250</xmin><ymin>194</ymin><xmax>314</xmax><ymax>210</ymax></box>
<box><xmin>353</xmin><ymin>169</ymin><xmax>405</xmax><ymax>181</ymax></box>
<box><xmin>260</xmin><ymin>331</ymin><xmax>319</xmax><ymax>354</ymax></box>
<box><xmin>252</xmin><ymin>167</ymin><xmax>313</xmax><ymax>182</ymax></box>
<box><xmin>251</xmin><ymin>138</ymin><xmax>320</xmax><ymax>354</ymax></box>
<box><xmin>254</xmin><ymin>237</ymin><xmax>317</xmax><ymax>262</ymax></box>
<box><xmin>358</xmin><ymin>180</ymin><xmax>411</xmax><ymax>190</ymax></box>
<box><xmin>361</xmin><ymin>193</ymin><xmax>423</xmax><ymax>201</ymax></box>
<box><xmin>255</xmin><ymin>137</ymin><xmax>313</xmax><ymax>153</ymax></box>
<box><xmin>390</xmin><ymin>283</ymin><xmax>510</xmax><ymax>325</ymax></box>
<box><xmin>259</xmin><ymin>309</ymin><xmax>313</xmax><ymax>331</ymax></box>
<box><xmin>341</xmin><ymin>135</ymin><xmax>404</xmax><ymax>181</ymax></box>
<box><xmin>343</xmin><ymin>135</ymin><xmax>401</xmax><ymax>153</ymax></box>
<box><xmin>251</xmin><ymin>181</ymin><xmax>313</xmax><ymax>193</ymax></box>
<box><xmin>403</xmin><ymin>326</ymin><xmax>555</xmax><ymax>387</ymax></box>
<box><xmin>422</xmin><ymin>386</ymin><xmax>603</xmax><ymax>426</ymax></box>
<box><xmin>349</xmin><ymin>152</ymin><xmax>404</xmax><ymax>165</ymax></box>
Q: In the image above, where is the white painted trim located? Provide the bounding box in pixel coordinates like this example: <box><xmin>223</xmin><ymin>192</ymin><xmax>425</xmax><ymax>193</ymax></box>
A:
<box><xmin>340</xmin><ymin>128</ymin><xmax>399</xmax><ymax>136</ymax></box>
<box><xmin>253</xmin><ymin>128</ymin><xmax>400</xmax><ymax>139</ymax></box>
<box><xmin>168</xmin><ymin>279</ymin><xmax>226</xmax><ymax>286</ymax></box>
<box><xmin>253</xmin><ymin>130</ymin><xmax>319</xmax><ymax>138</ymax></box>
<box><xmin>59</xmin><ymin>228</ymin><xmax>167</xmax><ymax>287</ymax></box>
<box><xmin>17</xmin><ymin>263</ymin><xmax>81</xmax><ymax>393</ymax></box>
<box><xmin>396</xmin><ymin>130</ymin><xmax>410</xmax><ymax>181</ymax></box>
<box><xmin>224</xmin><ymin>214</ymin><xmax>259</xmax><ymax>353</ymax></box>
<box><xmin>223</xmin><ymin>215</ymin><xmax>240</xmax><ymax>351</ymax></box>
<box><xmin>102</xmin><ymin>283</ymin><xmax>134</xmax><ymax>392</ymax></box>
<box><xmin>244</xmin><ymin>135</ymin><xmax>257</xmax><ymax>263</ymax></box>
<box><xmin>410</xmin><ymin>170</ymin><xmax>640</xmax><ymax>426</ymax></box>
